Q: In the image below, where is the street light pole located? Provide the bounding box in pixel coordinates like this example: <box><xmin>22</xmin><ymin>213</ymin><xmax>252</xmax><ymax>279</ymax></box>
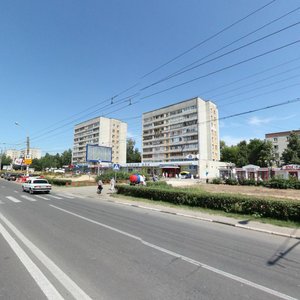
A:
<box><xmin>15</xmin><ymin>122</ymin><xmax>30</xmax><ymax>176</ymax></box>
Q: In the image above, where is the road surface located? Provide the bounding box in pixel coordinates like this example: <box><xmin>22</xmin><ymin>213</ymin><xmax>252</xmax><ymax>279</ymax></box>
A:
<box><xmin>0</xmin><ymin>179</ymin><xmax>299</xmax><ymax>299</ymax></box>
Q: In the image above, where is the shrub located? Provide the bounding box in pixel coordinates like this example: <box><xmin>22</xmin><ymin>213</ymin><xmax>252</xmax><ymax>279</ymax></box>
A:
<box><xmin>225</xmin><ymin>178</ymin><xmax>238</xmax><ymax>185</ymax></box>
<box><xmin>46</xmin><ymin>178</ymin><xmax>72</xmax><ymax>186</ymax></box>
<box><xmin>115</xmin><ymin>185</ymin><xmax>300</xmax><ymax>221</ymax></box>
<box><xmin>238</xmin><ymin>178</ymin><xmax>256</xmax><ymax>186</ymax></box>
<box><xmin>211</xmin><ymin>178</ymin><xmax>222</xmax><ymax>184</ymax></box>
<box><xmin>146</xmin><ymin>181</ymin><xmax>169</xmax><ymax>188</ymax></box>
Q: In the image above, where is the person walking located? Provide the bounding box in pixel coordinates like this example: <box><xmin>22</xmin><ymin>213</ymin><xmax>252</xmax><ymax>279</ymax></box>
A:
<box><xmin>97</xmin><ymin>179</ymin><xmax>103</xmax><ymax>194</ymax></box>
<box><xmin>110</xmin><ymin>177</ymin><xmax>115</xmax><ymax>192</ymax></box>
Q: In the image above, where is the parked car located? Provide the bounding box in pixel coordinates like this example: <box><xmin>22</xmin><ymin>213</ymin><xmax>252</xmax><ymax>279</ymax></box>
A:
<box><xmin>180</xmin><ymin>171</ymin><xmax>191</xmax><ymax>179</ymax></box>
<box><xmin>22</xmin><ymin>178</ymin><xmax>52</xmax><ymax>194</ymax></box>
<box><xmin>6</xmin><ymin>173</ymin><xmax>17</xmax><ymax>181</ymax></box>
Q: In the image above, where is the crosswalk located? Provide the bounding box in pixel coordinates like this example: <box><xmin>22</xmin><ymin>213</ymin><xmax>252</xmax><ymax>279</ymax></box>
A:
<box><xmin>1</xmin><ymin>192</ymin><xmax>78</xmax><ymax>205</ymax></box>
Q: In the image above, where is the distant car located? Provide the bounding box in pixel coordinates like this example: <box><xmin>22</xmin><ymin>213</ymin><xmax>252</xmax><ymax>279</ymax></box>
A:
<box><xmin>180</xmin><ymin>171</ymin><xmax>191</xmax><ymax>179</ymax></box>
<box><xmin>6</xmin><ymin>174</ymin><xmax>17</xmax><ymax>181</ymax></box>
<box><xmin>22</xmin><ymin>178</ymin><xmax>52</xmax><ymax>194</ymax></box>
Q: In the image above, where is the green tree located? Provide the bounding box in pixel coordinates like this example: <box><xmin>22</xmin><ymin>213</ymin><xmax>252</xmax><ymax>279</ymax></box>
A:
<box><xmin>256</xmin><ymin>140</ymin><xmax>275</xmax><ymax>167</ymax></box>
<box><xmin>60</xmin><ymin>149</ymin><xmax>72</xmax><ymax>166</ymax></box>
<box><xmin>220</xmin><ymin>141</ymin><xmax>238</xmax><ymax>164</ymax></box>
<box><xmin>281</xmin><ymin>132</ymin><xmax>300</xmax><ymax>164</ymax></box>
<box><xmin>0</xmin><ymin>154</ymin><xmax>12</xmax><ymax>168</ymax></box>
<box><xmin>236</xmin><ymin>140</ymin><xmax>249</xmax><ymax>167</ymax></box>
<box><xmin>126</xmin><ymin>138</ymin><xmax>141</xmax><ymax>163</ymax></box>
<box><xmin>30</xmin><ymin>158</ymin><xmax>42</xmax><ymax>171</ymax></box>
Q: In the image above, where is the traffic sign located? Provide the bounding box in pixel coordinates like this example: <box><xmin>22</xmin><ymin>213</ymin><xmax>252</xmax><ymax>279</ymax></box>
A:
<box><xmin>24</xmin><ymin>154</ymin><xmax>32</xmax><ymax>165</ymax></box>
<box><xmin>113</xmin><ymin>163</ymin><xmax>120</xmax><ymax>171</ymax></box>
<box><xmin>24</xmin><ymin>158</ymin><xmax>32</xmax><ymax>165</ymax></box>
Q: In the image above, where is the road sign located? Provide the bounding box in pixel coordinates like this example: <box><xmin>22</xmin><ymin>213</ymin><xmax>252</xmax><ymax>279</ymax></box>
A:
<box><xmin>24</xmin><ymin>154</ymin><xmax>32</xmax><ymax>165</ymax></box>
<box><xmin>113</xmin><ymin>163</ymin><xmax>120</xmax><ymax>171</ymax></box>
<box><xmin>24</xmin><ymin>159</ymin><xmax>32</xmax><ymax>165</ymax></box>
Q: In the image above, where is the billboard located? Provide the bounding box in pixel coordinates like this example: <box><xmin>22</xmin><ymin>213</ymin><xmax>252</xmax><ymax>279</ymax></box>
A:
<box><xmin>86</xmin><ymin>144</ymin><xmax>112</xmax><ymax>162</ymax></box>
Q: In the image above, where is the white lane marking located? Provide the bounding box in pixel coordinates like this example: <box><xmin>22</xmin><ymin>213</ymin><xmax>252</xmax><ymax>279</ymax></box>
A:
<box><xmin>21</xmin><ymin>195</ymin><xmax>37</xmax><ymax>202</ymax></box>
<box><xmin>50</xmin><ymin>205</ymin><xmax>298</xmax><ymax>300</ymax></box>
<box><xmin>0</xmin><ymin>213</ymin><xmax>92</xmax><ymax>300</ymax></box>
<box><xmin>0</xmin><ymin>222</ymin><xmax>64</xmax><ymax>300</ymax></box>
<box><xmin>47</xmin><ymin>195</ymin><xmax>62</xmax><ymax>200</ymax></box>
<box><xmin>14</xmin><ymin>190</ymin><xmax>19</xmax><ymax>193</ymax></box>
<box><xmin>6</xmin><ymin>196</ymin><xmax>21</xmax><ymax>203</ymax></box>
<box><xmin>56</xmin><ymin>194</ymin><xmax>74</xmax><ymax>199</ymax></box>
<box><xmin>35</xmin><ymin>195</ymin><xmax>50</xmax><ymax>201</ymax></box>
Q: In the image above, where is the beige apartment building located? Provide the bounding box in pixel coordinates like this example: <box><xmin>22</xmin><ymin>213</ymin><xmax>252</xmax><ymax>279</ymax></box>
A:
<box><xmin>142</xmin><ymin>97</ymin><xmax>220</xmax><ymax>163</ymax></box>
<box><xmin>72</xmin><ymin>116</ymin><xmax>127</xmax><ymax>165</ymax></box>
<box><xmin>6</xmin><ymin>148</ymin><xmax>41</xmax><ymax>161</ymax></box>
<box><xmin>265</xmin><ymin>129</ymin><xmax>300</xmax><ymax>165</ymax></box>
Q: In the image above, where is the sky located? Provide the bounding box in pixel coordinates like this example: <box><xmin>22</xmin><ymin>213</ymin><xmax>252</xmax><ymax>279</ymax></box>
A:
<box><xmin>0</xmin><ymin>0</ymin><xmax>299</xmax><ymax>155</ymax></box>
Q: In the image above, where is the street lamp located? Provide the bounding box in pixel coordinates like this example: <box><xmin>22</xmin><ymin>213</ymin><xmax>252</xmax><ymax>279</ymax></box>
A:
<box><xmin>15</xmin><ymin>122</ymin><xmax>30</xmax><ymax>176</ymax></box>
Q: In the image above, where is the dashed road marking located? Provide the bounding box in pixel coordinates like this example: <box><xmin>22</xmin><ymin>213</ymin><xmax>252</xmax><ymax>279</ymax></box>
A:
<box><xmin>47</xmin><ymin>195</ymin><xmax>63</xmax><ymax>200</ymax></box>
<box><xmin>21</xmin><ymin>195</ymin><xmax>37</xmax><ymax>202</ymax></box>
<box><xmin>56</xmin><ymin>194</ymin><xmax>74</xmax><ymax>199</ymax></box>
<box><xmin>6</xmin><ymin>196</ymin><xmax>21</xmax><ymax>203</ymax></box>
<box><xmin>35</xmin><ymin>195</ymin><xmax>50</xmax><ymax>201</ymax></box>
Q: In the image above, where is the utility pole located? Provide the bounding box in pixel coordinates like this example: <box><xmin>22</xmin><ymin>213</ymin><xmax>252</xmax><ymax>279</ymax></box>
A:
<box><xmin>26</xmin><ymin>136</ymin><xmax>30</xmax><ymax>176</ymax></box>
<box><xmin>0</xmin><ymin>149</ymin><xmax>2</xmax><ymax>171</ymax></box>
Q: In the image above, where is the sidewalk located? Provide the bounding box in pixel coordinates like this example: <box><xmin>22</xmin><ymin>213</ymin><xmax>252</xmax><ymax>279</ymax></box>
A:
<box><xmin>52</xmin><ymin>185</ymin><xmax>300</xmax><ymax>239</ymax></box>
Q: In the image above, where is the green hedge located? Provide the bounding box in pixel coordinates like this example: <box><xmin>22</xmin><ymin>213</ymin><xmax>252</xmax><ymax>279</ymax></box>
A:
<box><xmin>146</xmin><ymin>181</ymin><xmax>169</xmax><ymax>188</ymax></box>
<box><xmin>46</xmin><ymin>178</ymin><xmax>72</xmax><ymax>186</ymax></box>
<box><xmin>263</xmin><ymin>178</ymin><xmax>300</xmax><ymax>190</ymax></box>
<box><xmin>116</xmin><ymin>185</ymin><xmax>300</xmax><ymax>221</ymax></box>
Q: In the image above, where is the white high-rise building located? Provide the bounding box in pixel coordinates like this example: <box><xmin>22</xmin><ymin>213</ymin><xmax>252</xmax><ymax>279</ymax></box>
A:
<box><xmin>142</xmin><ymin>97</ymin><xmax>219</xmax><ymax>163</ymax></box>
<box><xmin>72</xmin><ymin>117</ymin><xmax>127</xmax><ymax>165</ymax></box>
<box><xmin>6</xmin><ymin>148</ymin><xmax>41</xmax><ymax>161</ymax></box>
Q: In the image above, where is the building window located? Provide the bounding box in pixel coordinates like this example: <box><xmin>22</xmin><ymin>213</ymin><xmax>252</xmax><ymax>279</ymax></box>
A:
<box><xmin>273</xmin><ymin>137</ymin><xmax>278</xmax><ymax>142</ymax></box>
<box><xmin>274</xmin><ymin>145</ymin><xmax>278</xmax><ymax>150</ymax></box>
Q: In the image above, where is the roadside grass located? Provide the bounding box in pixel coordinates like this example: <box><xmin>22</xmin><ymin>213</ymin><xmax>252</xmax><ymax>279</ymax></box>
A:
<box><xmin>111</xmin><ymin>193</ymin><xmax>300</xmax><ymax>228</ymax></box>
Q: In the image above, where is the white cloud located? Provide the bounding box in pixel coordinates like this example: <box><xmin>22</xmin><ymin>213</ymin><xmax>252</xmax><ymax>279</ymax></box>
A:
<box><xmin>247</xmin><ymin>114</ymin><xmax>297</xmax><ymax>126</ymax></box>
<box><xmin>248</xmin><ymin>116</ymin><xmax>272</xmax><ymax>126</ymax></box>
<box><xmin>221</xmin><ymin>135</ymin><xmax>249</xmax><ymax>146</ymax></box>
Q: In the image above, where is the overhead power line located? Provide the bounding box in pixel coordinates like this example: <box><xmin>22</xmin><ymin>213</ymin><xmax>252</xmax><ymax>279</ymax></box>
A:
<box><xmin>141</xmin><ymin>20</ymin><xmax>300</xmax><ymax>90</ymax></box>
<box><xmin>140</xmin><ymin>39</ymin><xmax>300</xmax><ymax>100</ymax></box>
<box><xmin>141</xmin><ymin>0</ymin><xmax>277</xmax><ymax>78</ymax></box>
<box><xmin>161</xmin><ymin>5</ymin><xmax>300</xmax><ymax>81</ymax></box>
<box><xmin>214</xmin><ymin>97</ymin><xmax>300</xmax><ymax>123</ymax></box>
<box><xmin>10</xmin><ymin>1</ymin><xmax>278</xmax><ymax>146</ymax></box>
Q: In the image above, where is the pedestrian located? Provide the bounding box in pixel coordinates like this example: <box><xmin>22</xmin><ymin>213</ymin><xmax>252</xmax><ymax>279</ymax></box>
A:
<box><xmin>110</xmin><ymin>177</ymin><xmax>115</xmax><ymax>192</ymax></box>
<box><xmin>97</xmin><ymin>179</ymin><xmax>103</xmax><ymax>194</ymax></box>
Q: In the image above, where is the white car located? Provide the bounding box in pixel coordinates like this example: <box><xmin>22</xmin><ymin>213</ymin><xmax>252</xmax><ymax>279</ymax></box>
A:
<box><xmin>22</xmin><ymin>178</ymin><xmax>52</xmax><ymax>194</ymax></box>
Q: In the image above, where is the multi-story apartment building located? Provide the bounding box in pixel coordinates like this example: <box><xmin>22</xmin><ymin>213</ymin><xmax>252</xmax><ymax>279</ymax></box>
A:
<box><xmin>72</xmin><ymin>117</ymin><xmax>127</xmax><ymax>165</ymax></box>
<box><xmin>142</xmin><ymin>97</ymin><xmax>219</xmax><ymax>163</ymax></box>
<box><xmin>6</xmin><ymin>148</ymin><xmax>41</xmax><ymax>161</ymax></box>
<box><xmin>265</xmin><ymin>129</ymin><xmax>300</xmax><ymax>165</ymax></box>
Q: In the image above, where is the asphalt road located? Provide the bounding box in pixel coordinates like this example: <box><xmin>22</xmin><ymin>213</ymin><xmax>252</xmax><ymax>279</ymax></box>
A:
<box><xmin>0</xmin><ymin>178</ymin><xmax>299</xmax><ymax>300</ymax></box>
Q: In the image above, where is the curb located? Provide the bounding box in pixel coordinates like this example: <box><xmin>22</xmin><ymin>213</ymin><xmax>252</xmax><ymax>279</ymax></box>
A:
<box><xmin>104</xmin><ymin>198</ymin><xmax>300</xmax><ymax>240</ymax></box>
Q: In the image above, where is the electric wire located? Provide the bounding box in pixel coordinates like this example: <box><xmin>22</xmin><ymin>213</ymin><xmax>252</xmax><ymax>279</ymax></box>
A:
<box><xmin>8</xmin><ymin>0</ymin><xmax>279</xmax><ymax>146</ymax></box>
<box><xmin>141</xmin><ymin>0</ymin><xmax>277</xmax><ymax>78</ymax></box>
<box><xmin>140</xmin><ymin>39</ymin><xmax>300</xmax><ymax>100</ymax></box>
<box><xmin>156</xmin><ymin>6</ymin><xmax>300</xmax><ymax>82</ymax></box>
<box><xmin>141</xmin><ymin>20</ymin><xmax>300</xmax><ymax>91</ymax></box>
